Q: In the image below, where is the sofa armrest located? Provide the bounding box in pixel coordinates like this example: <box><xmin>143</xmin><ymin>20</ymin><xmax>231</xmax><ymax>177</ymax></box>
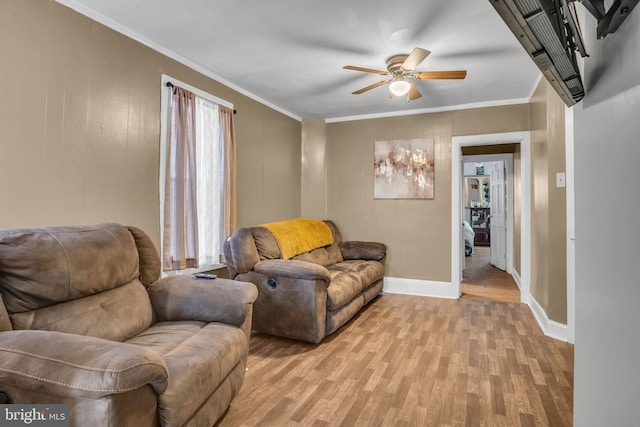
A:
<box><xmin>0</xmin><ymin>330</ymin><xmax>168</xmax><ymax>399</ymax></box>
<box><xmin>339</xmin><ymin>241</ymin><xmax>386</xmax><ymax>261</ymax></box>
<box><xmin>148</xmin><ymin>275</ymin><xmax>258</xmax><ymax>327</ymax></box>
<box><xmin>254</xmin><ymin>259</ymin><xmax>331</xmax><ymax>284</ymax></box>
<box><xmin>244</xmin><ymin>260</ymin><xmax>330</xmax><ymax>343</ymax></box>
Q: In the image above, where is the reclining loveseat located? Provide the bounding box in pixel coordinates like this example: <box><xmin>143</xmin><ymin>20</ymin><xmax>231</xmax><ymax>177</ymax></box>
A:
<box><xmin>0</xmin><ymin>223</ymin><xmax>257</xmax><ymax>427</ymax></box>
<box><xmin>223</xmin><ymin>218</ymin><xmax>386</xmax><ymax>343</ymax></box>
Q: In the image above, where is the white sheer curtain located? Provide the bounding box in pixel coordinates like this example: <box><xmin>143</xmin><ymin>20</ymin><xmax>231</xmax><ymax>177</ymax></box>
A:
<box><xmin>195</xmin><ymin>97</ymin><xmax>223</xmax><ymax>267</ymax></box>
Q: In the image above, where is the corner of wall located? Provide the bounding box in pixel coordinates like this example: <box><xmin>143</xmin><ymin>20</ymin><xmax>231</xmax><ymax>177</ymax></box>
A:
<box><xmin>529</xmin><ymin>294</ymin><xmax>569</xmax><ymax>342</ymax></box>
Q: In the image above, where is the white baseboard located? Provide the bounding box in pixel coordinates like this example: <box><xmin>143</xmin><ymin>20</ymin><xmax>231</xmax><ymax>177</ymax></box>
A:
<box><xmin>383</xmin><ymin>277</ymin><xmax>459</xmax><ymax>299</ymax></box>
<box><xmin>511</xmin><ymin>269</ymin><xmax>530</xmax><ymax>305</ymax></box>
<box><xmin>528</xmin><ymin>295</ymin><xmax>569</xmax><ymax>342</ymax></box>
<box><xmin>511</xmin><ymin>270</ymin><xmax>522</xmax><ymax>290</ymax></box>
<box><xmin>511</xmin><ymin>268</ymin><xmax>568</xmax><ymax>342</ymax></box>
<box><xmin>384</xmin><ymin>275</ymin><xmax>568</xmax><ymax>343</ymax></box>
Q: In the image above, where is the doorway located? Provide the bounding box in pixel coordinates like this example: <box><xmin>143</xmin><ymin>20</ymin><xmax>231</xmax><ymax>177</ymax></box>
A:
<box><xmin>452</xmin><ymin>128</ymin><xmax>575</xmax><ymax>343</ymax></box>
<box><xmin>461</xmin><ymin>155</ymin><xmax>519</xmax><ymax>303</ymax></box>
<box><xmin>451</xmin><ymin>131</ymin><xmax>532</xmax><ymax>306</ymax></box>
<box><xmin>463</xmin><ymin>160</ymin><xmax>507</xmax><ymax>269</ymax></box>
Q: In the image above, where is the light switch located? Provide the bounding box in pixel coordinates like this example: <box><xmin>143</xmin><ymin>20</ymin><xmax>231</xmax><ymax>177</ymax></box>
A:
<box><xmin>556</xmin><ymin>172</ymin><xmax>566</xmax><ymax>188</ymax></box>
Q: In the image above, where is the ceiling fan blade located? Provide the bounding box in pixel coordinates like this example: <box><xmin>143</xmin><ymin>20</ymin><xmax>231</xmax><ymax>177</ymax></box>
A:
<box><xmin>414</xmin><ymin>70</ymin><xmax>467</xmax><ymax>80</ymax></box>
<box><xmin>343</xmin><ymin>65</ymin><xmax>389</xmax><ymax>75</ymax></box>
<box><xmin>407</xmin><ymin>82</ymin><xmax>422</xmax><ymax>101</ymax></box>
<box><xmin>401</xmin><ymin>48</ymin><xmax>431</xmax><ymax>71</ymax></box>
<box><xmin>352</xmin><ymin>80</ymin><xmax>391</xmax><ymax>95</ymax></box>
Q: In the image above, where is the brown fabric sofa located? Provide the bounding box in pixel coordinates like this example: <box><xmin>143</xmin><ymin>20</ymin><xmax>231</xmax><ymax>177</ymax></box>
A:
<box><xmin>0</xmin><ymin>223</ymin><xmax>257</xmax><ymax>427</ymax></box>
<box><xmin>223</xmin><ymin>219</ymin><xmax>386</xmax><ymax>343</ymax></box>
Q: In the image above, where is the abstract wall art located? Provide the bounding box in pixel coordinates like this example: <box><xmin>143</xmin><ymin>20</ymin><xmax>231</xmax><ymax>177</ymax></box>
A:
<box><xmin>374</xmin><ymin>138</ymin><xmax>435</xmax><ymax>199</ymax></box>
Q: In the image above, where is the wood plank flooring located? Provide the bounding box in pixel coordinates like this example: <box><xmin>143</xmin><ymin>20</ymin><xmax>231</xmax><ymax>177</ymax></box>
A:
<box><xmin>461</xmin><ymin>247</ymin><xmax>521</xmax><ymax>304</ymax></box>
<box><xmin>218</xmin><ymin>294</ymin><xmax>574</xmax><ymax>426</ymax></box>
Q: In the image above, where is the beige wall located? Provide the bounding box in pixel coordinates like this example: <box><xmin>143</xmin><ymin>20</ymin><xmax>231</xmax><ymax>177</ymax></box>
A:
<box><xmin>529</xmin><ymin>79</ymin><xmax>567</xmax><ymax>323</ymax></box>
<box><xmin>301</xmin><ymin>119</ymin><xmax>327</xmax><ymax>218</ymax></box>
<box><xmin>0</xmin><ymin>0</ymin><xmax>301</xmax><ymax>247</ymax></box>
<box><xmin>325</xmin><ymin>105</ymin><xmax>529</xmax><ymax>281</ymax></box>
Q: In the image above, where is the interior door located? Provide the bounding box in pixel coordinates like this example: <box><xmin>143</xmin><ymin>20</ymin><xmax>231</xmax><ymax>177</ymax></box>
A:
<box><xmin>489</xmin><ymin>161</ymin><xmax>507</xmax><ymax>270</ymax></box>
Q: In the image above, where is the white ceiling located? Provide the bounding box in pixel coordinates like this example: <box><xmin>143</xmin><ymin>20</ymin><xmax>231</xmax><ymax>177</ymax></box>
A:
<box><xmin>56</xmin><ymin>0</ymin><xmax>541</xmax><ymax>121</ymax></box>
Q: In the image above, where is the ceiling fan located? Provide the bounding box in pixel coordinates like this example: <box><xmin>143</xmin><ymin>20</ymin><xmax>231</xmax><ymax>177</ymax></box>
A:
<box><xmin>343</xmin><ymin>47</ymin><xmax>467</xmax><ymax>101</ymax></box>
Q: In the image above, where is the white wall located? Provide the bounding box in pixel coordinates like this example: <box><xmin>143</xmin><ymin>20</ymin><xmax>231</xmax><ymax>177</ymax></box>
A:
<box><xmin>573</xmin><ymin>6</ymin><xmax>640</xmax><ymax>426</ymax></box>
<box><xmin>463</xmin><ymin>160</ymin><xmax>502</xmax><ymax>176</ymax></box>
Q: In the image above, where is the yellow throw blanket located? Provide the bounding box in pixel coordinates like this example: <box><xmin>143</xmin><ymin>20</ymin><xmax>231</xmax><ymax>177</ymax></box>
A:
<box><xmin>259</xmin><ymin>218</ymin><xmax>334</xmax><ymax>260</ymax></box>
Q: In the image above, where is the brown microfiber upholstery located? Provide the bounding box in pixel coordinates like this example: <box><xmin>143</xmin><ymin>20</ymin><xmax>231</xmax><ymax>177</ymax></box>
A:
<box><xmin>0</xmin><ymin>224</ymin><xmax>139</xmax><ymax>313</ymax></box>
<box><xmin>252</xmin><ymin>227</ymin><xmax>281</xmax><ymax>260</ymax></box>
<box><xmin>148</xmin><ymin>275</ymin><xmax>258</xmax><ymax>326</ymax></box>
<box><xmin>340</xmin><ymin>241</ymin><xmax>386</xmax><ymax>262</ymax></box>
<box><xmin>292</xmin><ymin>244</ymin><xmax>344</xmax><ymax>267</ymax></box>
<box><xmin>225</xmin><ymin>227</ymin><xmax>261</xmax><ymax>274</ymax></box>
<box><xmin>224</xmin><ymin>219</ymin><xmax>385</xmax><ymax>343</ymax></box>
<box><xmin>0</xmin><ymin>223</ymin><xmax>154</xmax><ymax>342</ymax></box>
<box><xmin>127</xmin><ymin>225</ymin><xmax>162</xmax><ymax>287</ymax></box>
<box><xmin>326</xmin><ymin>260</ymin><xmax>385</xmax><ymax>310</ymax></box>
<box><xmin>9</xmin><ymin>280</ymin><xmax>155</xmax><ymax>342</ymax></box>
<box><xmin>0</xmin><ymin>294</ymin><xmax>11</xmax><ymax>332</ymax></box>
<box><xmin>126</xmin><ymin>321</ymin><xmax>247</xmax><ymax>426</ymax></box>
<box><xmin>0</xmin><ymin>223</ymin><xmax>257</xmax><ymax>427</ymax></box>
<box><xmin>0</xmin><ymin>330</ymin><xmax>169</xmax><ymax>397</ymax></box>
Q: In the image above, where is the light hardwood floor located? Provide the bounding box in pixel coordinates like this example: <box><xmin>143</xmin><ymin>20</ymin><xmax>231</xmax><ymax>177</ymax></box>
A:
<box><xmin>461</xmin><ymin>247</ymin><xmax>521</xmax><ymax>303</ymax></box>
<box><xmin>219</xmin><ymin>293</ymin><xmax>574</xmax><ymax>426</ymax></box>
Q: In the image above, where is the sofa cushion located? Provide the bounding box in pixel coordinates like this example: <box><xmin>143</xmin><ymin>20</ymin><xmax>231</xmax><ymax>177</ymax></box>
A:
<box><xmin>292</xmin><ymin>244</ymin><xmax>343</xmax><ymax>267</ymax></box>
<box><xmin>0</xmin><ymin>330</ymin><xmax>169</xmax><ymax>398</ymax></box>
<box><xmin>0</xmin><ymin>223</ymin><xmax>139</xmax><ymax>314</ymax></box>
<box><xmin>126</xmin><ymin>321</ymin><xmax>248</xmax><ymax>427</ymax></box>
<box><xmin>9</xmin><ymin>280</ymin><xmax>154</xmax><ymax>342</ymax></box>
<box><xmin>340</xmin><ymin>241</ymin><xmax>386</xmax><ymax>261</ymax></box>
<box><xmin>252</xmin><ymin>227</ymin><xmax>281</xmax><ymax>260</ymax></box>
<box><xmin>326</xmin><ymin>260</ymin><xmax>384</xmax><ymax>309</ymax></box>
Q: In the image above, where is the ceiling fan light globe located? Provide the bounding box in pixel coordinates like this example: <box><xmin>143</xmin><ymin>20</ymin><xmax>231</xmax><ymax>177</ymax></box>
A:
<box><xmin>389</xmin><ymin>79</ymin><xmax>411</xmax><ymax>96</ymax></box>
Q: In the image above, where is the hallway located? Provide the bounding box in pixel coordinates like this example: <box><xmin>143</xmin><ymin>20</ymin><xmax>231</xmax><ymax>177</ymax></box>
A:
<box><xmin>461</xmin><ymin>246</ymin><xmax>521</xmax><ymax>303</ymax></box>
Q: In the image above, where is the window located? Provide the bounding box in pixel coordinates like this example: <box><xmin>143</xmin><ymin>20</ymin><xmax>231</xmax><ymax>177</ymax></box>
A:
<box><xmin>159</xmin><ymin>75</ymin><xmax>236</xmax><ymax>274</ymax></box>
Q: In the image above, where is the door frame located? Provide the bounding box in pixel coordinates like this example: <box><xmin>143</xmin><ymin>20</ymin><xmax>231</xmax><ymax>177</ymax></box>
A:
<box><xmin>451</xmin><ymin>131</ymin><xmax>531</xmax><ymax>304</ymax></box>
<box><xmin>463</xmin><ymin>155</ymin><xmax>513</xmax><ymax>274</ymax></box>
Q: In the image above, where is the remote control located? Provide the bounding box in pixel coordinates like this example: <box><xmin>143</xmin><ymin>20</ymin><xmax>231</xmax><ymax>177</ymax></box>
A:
<box><xmin>194</xmin><ymin>273</ymin><xmax>217</xmax><ymax>279</ymax></box>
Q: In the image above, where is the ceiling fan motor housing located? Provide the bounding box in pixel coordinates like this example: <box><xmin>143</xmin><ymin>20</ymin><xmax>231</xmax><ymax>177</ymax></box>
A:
<box><xmin>386</xmin><ymin>54</ymin><xmax>410</xmax><ymax>75</ymax></box>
